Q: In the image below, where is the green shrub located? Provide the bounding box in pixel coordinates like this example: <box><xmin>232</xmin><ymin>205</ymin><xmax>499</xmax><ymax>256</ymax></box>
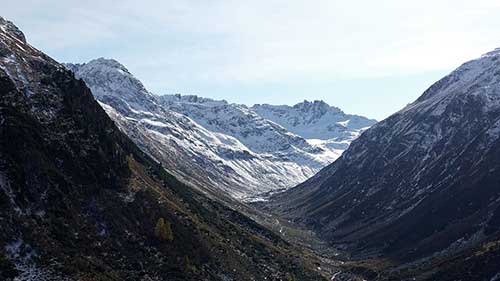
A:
<box><xmin>154</xmin><ymin>218</ymin><xmax>173</xmax><ymax>241</ymax></box>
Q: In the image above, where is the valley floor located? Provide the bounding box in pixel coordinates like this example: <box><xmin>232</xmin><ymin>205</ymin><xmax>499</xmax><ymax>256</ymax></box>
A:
<box><xmin>245</xmin><ymin>200</ymin><xmax>367</xmax><ymax>281</ymax></box>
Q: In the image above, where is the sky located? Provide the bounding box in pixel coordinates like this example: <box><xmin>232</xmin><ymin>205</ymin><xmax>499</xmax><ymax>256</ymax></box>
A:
<box><xmin>3</xmin><ymin>0</ymin><xmax>500</xmax><ymax>120</ymax></box>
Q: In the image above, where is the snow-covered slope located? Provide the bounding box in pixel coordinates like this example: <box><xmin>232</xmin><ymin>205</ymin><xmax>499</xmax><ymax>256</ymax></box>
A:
<box><xmin>66</xmin><ymin>59</ymin><xmax>373</xmax><ymax>201</ymax></box>
<box><xmin>252</xmin><ymin>100</ymin><xmax>376</xmax><ymax>150</ymax></box>
<box><xmin>159</xmin><ymin>94</ymin><xmax>344</xmax><ymax>164</ymax></box>
<box><xmin>159</xmin><ymin>95</ymin><xmax>376</xmax><ymax>162</ymax></box>
<box><xmin>160</xmin><ymin>94</ymin><xmax>310</xmax><ymax>154</ymax></box>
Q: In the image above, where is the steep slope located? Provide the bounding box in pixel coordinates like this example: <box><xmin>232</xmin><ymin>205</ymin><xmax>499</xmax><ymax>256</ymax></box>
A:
<box><xmin>271</xmin><ymin>49</ymin><xmax>500</xmax><ymax>280</ymax></box>
<box><xmin>160</xmin><ymin>94</ymin><xmax>327</xmax><ymax>156</ymax></box>
<box><xmin>67</xmin><ymin>60</ymin><xmax>359</xmax><ymax>201</ymax></box>
<box><xmin>159</xmin><ymin>94</ymin><xmax>346</xmax><ymax>187</ymax></box>
<box><xmin>0</xmin><ymin>17</ymin><xmax>325</xmax><ymax>281</ymax></box>
<box><xmin>162</xmin><ymin>95</ymin><xmax>375</xmax><ymax>157</ymax></box>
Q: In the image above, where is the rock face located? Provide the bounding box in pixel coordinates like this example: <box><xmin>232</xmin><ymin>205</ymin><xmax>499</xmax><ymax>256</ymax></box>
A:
<box><xmin>0</xmin><ymin>17</ymin><xmax>324</xmax><ymax>281</ymax></box>
<box><xmin>67</xmin><ymin>59</ymin><xmax>375</xmax><ymax>201</ymax></box>
<box><xmin>272</xmin><ymin>48</ymin><xmax>500</xmax><ymax>280</ymax></box>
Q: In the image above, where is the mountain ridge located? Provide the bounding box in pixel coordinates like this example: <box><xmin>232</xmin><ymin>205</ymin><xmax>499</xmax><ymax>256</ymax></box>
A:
<box><xmin>252</xmin><ymin>101</ymin><xmax>375</xmax><ymax>141</ymax></box>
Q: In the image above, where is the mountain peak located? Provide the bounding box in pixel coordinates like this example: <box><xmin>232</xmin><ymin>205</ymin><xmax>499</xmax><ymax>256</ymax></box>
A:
<box><xmin>292</xmin><ymin>99</ymin><xmax>342</xmax><ymax>115</ymax></box>
<box><xmin>66</xmin><ymin>57</ymin><xmax>131</xmax><ymax>75</ymax></box>
<box><xmin>160</xmin><ymin>93</ymin><xmax>228</xmax><ymax>106</ymax></box>
<box><xmin>89</xmin><ymin>57</ymin><xmax>129</xmax><ymax>70</ymax></box>
<box><xmin>66</xmin><ymin>58</ymin><xmax>158</xmax><ymax>112</ymax></box>
<box><xmin>413</xmin><ymin>46</ymin><xmax>500</xmax><ymax>106</ymax></box>
<box><xmin>0</xmin><ymin>17</ymin><xmax>26</xmax><ymax>43</ymax></box>
<box><xmin>252</xmin><ymin>101</ymin><xmax>375</xmax><ymax>140</ymax></box>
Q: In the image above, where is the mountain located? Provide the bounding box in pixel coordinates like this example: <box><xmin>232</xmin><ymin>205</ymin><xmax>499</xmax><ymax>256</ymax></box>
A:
<box><xmin>162</xmin><ymin>96</ymin><xmax>375</xmax><ymax>153</ymax></box>
<box><xmin>66</xmin><ymin>59</ymin><xmax>374</xmax><ymax>201</ymax></box>
<box><xmin>253</xmin><ymin>100</ymin><xmax>375</xmax><ymax>148</ymax></box>
<box><xmin>158</xmin><ymin>94</ymin><xmax>356</xmax><ymax>191</ymax></box>
<box><xmin>0</xmin><ymin>17</ymin><xmax>325</xmax><ymax>280</ymax></box>
<box><xmin>270</xmin><ymin>49</ymin><xmax>500</xmax><ymax>280</ymax></box>
<box><xmin>159</xmin><ymin>94</ymin><xmax>317</xmax><ymax>156</ymax></box>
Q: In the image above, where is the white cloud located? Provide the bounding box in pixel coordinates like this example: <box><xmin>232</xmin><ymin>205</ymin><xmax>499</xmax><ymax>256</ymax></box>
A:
<box><xmin>3</xmin><ymin>0</ymin><xmax>500</xmax><ymax>84</ymax></box>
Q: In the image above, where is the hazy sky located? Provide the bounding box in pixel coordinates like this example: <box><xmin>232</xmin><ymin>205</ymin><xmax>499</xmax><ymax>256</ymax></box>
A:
<box><xmin>3</xmin><ymin>1</ymin><xmax>500</xmax><ymax>119</ymax></box>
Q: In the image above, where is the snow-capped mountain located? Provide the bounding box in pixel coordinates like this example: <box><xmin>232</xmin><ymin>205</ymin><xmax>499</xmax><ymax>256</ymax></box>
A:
<box><xmin>67</xmin><ymin>59</ymin><xmax>374</xmax><ymax>201</ymax></box>
<box><xmin>270</xmin><ymin>48</ymin><xmax>500</xmax><ymax>280</ymax></box>
<box><xmin>253</xmin><ymin>100</ymin><xmax>375</xmax><ymax>141</ymax></box>
<box><xmin>252</xmin><ymin>100</ymin><xmax>376</xmax><ymax>152</ymax></box>
<box><xmin>159</xmin><ymin>94</ymin><xmax>313</xmax><ymax>155</ymax></box>
<box><xmin>158</xmin><ymin>94</ymin><xmax>347</xmax><ymax>168</ymax></box>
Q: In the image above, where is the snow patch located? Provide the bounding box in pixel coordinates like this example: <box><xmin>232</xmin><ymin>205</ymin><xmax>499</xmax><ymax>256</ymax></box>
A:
<box><xmin>5</xmin><ymin>238</ymin><xmax>72</xmax><ymax>281</ymax></box>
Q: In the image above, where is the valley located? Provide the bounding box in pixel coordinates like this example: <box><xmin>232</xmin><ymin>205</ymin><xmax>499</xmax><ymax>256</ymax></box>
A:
<box><xmin>1</xmin><ymin>11</ymin><xmax>500</xmax><ymax>281</ymax></box>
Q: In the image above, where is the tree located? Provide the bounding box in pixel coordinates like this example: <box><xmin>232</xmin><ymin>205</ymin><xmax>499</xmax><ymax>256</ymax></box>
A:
<box><xmin>183</xmin><ymin>255</ymin><xmax>193</xmax><ymax>272</ymax></box>
<box><xmin>154</xmin><ymin>217</ymin><xmax>173</xmax><ymax>241</ymax></box>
